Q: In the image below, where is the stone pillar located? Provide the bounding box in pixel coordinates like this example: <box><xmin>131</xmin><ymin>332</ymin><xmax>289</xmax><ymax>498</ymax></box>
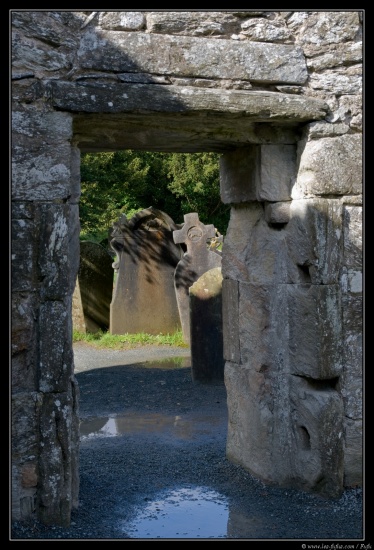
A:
<box><xmin>220</xmin><ymin>142</ymin><xmax>349</xmax><ymax>497</ymax></box>
<box><xmin>11</xmin><ymin>107</ymin><xmax>80</xmax><ymax>525</ymax></box>
<box><xmin>293</xmin><ymin>132</ymin><xmax>363</xmax><ymax>488</ymax></box>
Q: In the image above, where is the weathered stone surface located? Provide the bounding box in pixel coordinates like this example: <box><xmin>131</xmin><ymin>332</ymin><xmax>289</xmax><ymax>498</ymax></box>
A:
<box><xmin>339</xmin><ymin>293</ymin><xmax>363</xmax><ymax>419</ymax></box>
<box><xmin>11</xmin><ymin>391</ymin><xmax>42</xmax><ymax>520</ymax></box>
<box><xmin>220</xmin><ymin>144</ymin><xmax>296</xmax><ymax>204</ymax></box>
<box><xmin>99</xmin><ymin>11</ymin><xmax>145</xmax><ymax>31</ymax></box>
<box><xmin>11</xmin><ymin>292</ymin><xmax>37</xmax><ymax>390</ymax></box>
<box><xmin>73</xmin><ymin>112</ymin><xmax>303</xmax><ymax>153</ymax></box>
<box><xmin>264</xmin><ymin>201</ymin><xmax>291</xmax><ymax>224</ymax></box>
<box><xmin>12</xmin><ymin>108</ymin><xmax>72</xmax><ymax>142</ymax></box>
<box><xmin>147</xmin><ymin>11</ymin><xmax>240</xmax><ymax>37</ymax></box>
<box><xmin>69</xmin><ymin>146</ymin><xmax>81</xmax><ymax>205</ymax></box>
<box><xmin>11</xmin><ymin>10</ymin><xmax>84</xmax><ymax>46</ymax></box>
<box><xmin>11</xmin><ymin>392</ymin><xmax>41</xmax><ymax>458</ymax></box>
<box><xmin>225</xmin><ymin>360</ymin><xmax>345</xmax><ymax>498</ymax></box>
<box><xmin>222</xmin><ymin>202</ymin><xmax>298</xmax><ymax>284</ymax></box>
<box><xmin>11</xmin><ymin>463</ymin><xmax>36</xmax><ymax>521</ymax></box>
<box><xmin>12</xmin><ymin>30</ymin><xmax>73</xmax><ymax>74</ymax></box>
<box><xmin>223</xmin><ymin>199</ymin><xmax>344</xmax><ymax>286</ymax></box>
<box><xmin>12</xmin><ymin>110</ymin><xmax>73</xmax><ymax>201</ymax></box>
<box><xmin>304</xmin><ymin>121</ymin><xmax>350</xmax><ymax>138</ymax></box>
<box><xmin>11</xmin><ymin>11</ymin><xmax>85</xmax><ymax>80</ymax></box>
<box><xmin>260</xmin><ymin>144</ymin><xmax>296</xmax><ymax>201</ymax></box>
<box><xmin>222</xmin><ymin>203</ymin><xmax>261</xmax><ymax>282</ymax></box>
<box><xmin>309</xmin><ymin>71</ymin><xmax>362</xmax><ymax>96</ymax></box>
<box><xmin>343</xmin><ymin>205</ymin><xmax>362</xmax><ymax>269</ymax></box>
<box><xmin>78</xmin><ymin>30</ymin><xmax>308</xmax><ymax>84</ymax></box>
<box><xmin>343</xmin><ymin>418</ymin><xmax>363</xmax><ymax>487</ymax></box>
<box><xmin>67</xmin><ymin>203</ymin><xmax>81</xmax><ymax>296</ymax></box>
<box><xmin>51</xmin><ymin>80</ymin><xmax>328</xmax><ymax>121</ymax></box>
<box><xmin>225</xmin><ymin>361</ymin><xmax>278</xmax><ymax>482</ymax></box>
<box><xmin>237</xmin><ymin>282</ymin><xmax>288</xmax><ymax>369</ymax></box>
<box><xmin>340</xmin><ymin>268</ymin><xmax>362</xmax><ymax>295</ymax></box>
<box><xmin>11</xmin><ymin>78</ymin><xmax>45</xmax><ymax>103</ymax></box>
<box><xmin>11</xmin><ymin>218</ymin><xmax>37</xmax><ymax>292</ymax></box>
<box><xmin>117</xmin><ymin>73</ymin><xmax>170</xmax><ymax>85</ymax></box>
<box><xmin>21</xmin><ymin>463</ymin><xmax>38</xmax><ymax>488</ymax></box>
<box><xmin>222</xmin><ymin>278</ymin><xmax>240</xmax><ymax>364</ymax></box>
<box><xmin>36</xmin><ymin>204</ymin><xmax>71</xmax><ymax>301</ymax></box>
<box><xmin>170</xmin><ymin>76</ymin><xmax>254</xmax><ymax>90</ymax></box>
<box><xmin>239</xmin><ymin>17</ymin><xmax>293</xmax><ymax>42</ymax></box>
<box><xmin>306</xmin><ymin>42</ymin><xmax>362</xmax><ymax>71</ymax></box>
<box><xmin>39</xmin><ymin>387</ymin><xmax>80</xmax><ymax>526</ymax></box>
<box><xmin>287</xmin><ymin>284</ymin><xmax>343</xmax><ymax>379</ymax></box>
<box><xmin>289</xmin><ymin>11</ymin><xmax>360</xmax><ymax>52</ymax></box>
<box><xmin>333</xmin><ymin>94</ymin><xmax>362</xmax><ymax>130</ymax></box>
<box><xmin>287</xmin><ymin>199</ymin><xmax>344</xmax><ymax>285</ymax></box>
<box><xmin>220</xmin><ymin>147</ymin><xmax>260</xmax><ymax>204</ymax></box>
<box><xmin>236</xmin><ymin>281</ymin><xmax>343</xmax><ymax>381</ymax></box>
<box><xmin>341</xmin><ymin>194</ymin><xmax>363</xmax><ymax>206</ymax></box>
<box><xmin>12</xmin><ymin>140</ymin><xmax>72</xmax><ymax>201</ymax></box>
<box><xmin>293</xmin><ymin>134</ymin><xmax>362</xmax><ymax>197</ymax></box>
<box><xmin>289</xmin><ymin>376</ymin><xmax>344</xmax><ymax>498</ymax></box>
<box><xmin>189</xmin><ymin>267</ymin><xmax>224</xmax><ymax>383</ymax></box>
<box><xmin>39</xmin><ymin>300</ymin><xmax>74</xmax><ymax>393</ymax></box>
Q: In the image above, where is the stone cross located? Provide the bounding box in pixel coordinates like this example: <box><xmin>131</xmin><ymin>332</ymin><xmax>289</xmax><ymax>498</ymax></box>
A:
<box><xmin>173</xmin><ymin>212</ymin><xmax>222</xmax><ymax>344</ymax></box>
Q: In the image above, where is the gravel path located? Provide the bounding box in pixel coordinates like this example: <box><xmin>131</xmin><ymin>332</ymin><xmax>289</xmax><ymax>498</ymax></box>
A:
<box><xmin>11</xmin><ymin>343</ymin><xmax>365</xmax><ymax>541</ymax></box>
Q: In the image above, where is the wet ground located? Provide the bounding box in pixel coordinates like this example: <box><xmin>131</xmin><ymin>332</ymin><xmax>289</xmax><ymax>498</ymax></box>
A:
<box><xmin>11</xmin><ymin>343</ymin><xmax>365</xmax><ymax>541</ymax></box>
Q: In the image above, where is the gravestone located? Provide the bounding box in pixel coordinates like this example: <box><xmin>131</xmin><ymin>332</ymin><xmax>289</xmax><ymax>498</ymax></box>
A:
<box><xmin>72</xmin><ymin>241</ymin><xmax>114</xmax><ymax>333</ymax></box>
<box><xmin>173</xmin><ymin>212</ymin><xmax>222</xmax><ymax>344</ymax></box>
<box><xmin>189</xmin><ymin>267</ymin><xmax>224</xmax><ymax>383</ymax></box>
<box><xmin>110</xmin><ymin>207</ymin><xmax>183</xmax><ymax>335</ymax></box>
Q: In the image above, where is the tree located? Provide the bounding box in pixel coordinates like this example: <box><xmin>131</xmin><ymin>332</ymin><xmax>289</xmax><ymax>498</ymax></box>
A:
<box><xmin>165</xmin><ymin>152</ymin><xmax>229</xmax><ymax>233</ymax></box>
<box><xmin>79</xmin><ymin>150</ymin><xmax>229</xmax><ymax>243</ymax></box>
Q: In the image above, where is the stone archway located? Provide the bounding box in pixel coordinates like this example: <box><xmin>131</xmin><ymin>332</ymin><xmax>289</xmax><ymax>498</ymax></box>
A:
<box><xmin>12</xmin><ymin>10</ymin><xmax>362</xmax><ymax>528</ymax></box>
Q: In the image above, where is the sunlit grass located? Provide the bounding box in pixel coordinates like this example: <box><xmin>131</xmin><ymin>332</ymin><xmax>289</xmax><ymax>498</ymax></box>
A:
<box><xmin>73</xmin><ymin>328</ymin><xmax>188</xmax><ymax>349</ymax></box>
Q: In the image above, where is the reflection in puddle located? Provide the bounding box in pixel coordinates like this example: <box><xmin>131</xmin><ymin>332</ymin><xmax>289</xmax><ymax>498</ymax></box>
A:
<box><xmin>123</xmin><ymin>487</ymin><xmax>229</xmax><ymax>539</ymax></box>
<box><xmin>80</xmin><ymin>411</ymin><xmax>224</xmax><ymax>441</ymax></box>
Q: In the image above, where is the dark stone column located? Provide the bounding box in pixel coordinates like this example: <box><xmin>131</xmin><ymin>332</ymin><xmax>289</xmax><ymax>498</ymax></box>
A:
<box><xmin>189</xmin><ymin>267</ymin><xmax>224</xmax><ymax>383</ymax></box>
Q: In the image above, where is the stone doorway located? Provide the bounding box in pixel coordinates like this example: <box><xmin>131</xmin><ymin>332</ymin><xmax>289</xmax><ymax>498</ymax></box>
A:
<box><xmin>14</xmin><ymin>44</ymin><xmax>359</xmax><ymax>528</ymax></box>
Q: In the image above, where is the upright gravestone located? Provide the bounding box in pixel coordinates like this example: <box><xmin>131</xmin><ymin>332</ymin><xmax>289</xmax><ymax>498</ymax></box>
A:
<box><xmin>72</xmin><ymin>241</ymin><xmax>114</xmax><ymax>333</ymax></box>
<box><xmin>173</xmin><ymin>212</ymin><xmax>222</xmax><ymax>344</ymax></box>
<box><xmin>189</xmin><ymin>267</ymin><xmax>224</xmax><ymax>383</ymax></box>
<box><xmin>110</xmin><ymin>207</ymin><xmax>183</xmax><ymax>335</ymax></box>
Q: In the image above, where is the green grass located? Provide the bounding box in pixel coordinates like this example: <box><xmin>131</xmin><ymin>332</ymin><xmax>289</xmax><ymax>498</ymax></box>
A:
<box><xmin>73</xmin><ymin>328</ymin><xmax>188</xmax><ymax>350</ymax></box>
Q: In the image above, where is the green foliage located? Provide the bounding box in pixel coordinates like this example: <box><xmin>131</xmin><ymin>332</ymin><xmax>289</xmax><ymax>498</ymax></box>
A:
<box><xmin>73</xmin><ymin>329</ymin><xmax>188</xmax><ymax>349</ymax></box>
<box><xmin>165</xmin><ymin>152</ymin><xmax>229</xmax><ymax>232</ymax></box>
<box><xmin>79</xmin><ymin>151</ymin><xmax>167</xmax><ymax>240</ymax></box>
<box><xmin>79</xmin><ymin>151</ymin><xmax>230</xmax><ymax>243</ymax></box>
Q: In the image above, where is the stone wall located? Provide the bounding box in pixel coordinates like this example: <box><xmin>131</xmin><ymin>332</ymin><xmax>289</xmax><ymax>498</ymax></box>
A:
<box><xmin>11</xmin><ymin>10</ymin><xmax>363</xmax><ymax>525</ymax></box>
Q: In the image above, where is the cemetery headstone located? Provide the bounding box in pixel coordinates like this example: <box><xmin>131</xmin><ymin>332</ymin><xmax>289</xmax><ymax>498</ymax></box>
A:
<box><xmin>173</xmin><ymin>212</ymin><xmax>222</xmax><ymax>344</ymax></box>
<box><xmin>110</xmin><ymin>207</ymin><xmax>183</xmax><ymax>335</ymax></box>
<box><xmin>72</xmin><ymin>241</ymin><xmax>114</xmax><ymax>333</ymax></box>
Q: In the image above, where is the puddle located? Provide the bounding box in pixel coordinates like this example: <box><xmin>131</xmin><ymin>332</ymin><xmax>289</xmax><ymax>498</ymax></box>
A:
<box><xmin>122</xmin><ymin>487</ymin><xmax>229</xmax><ymax>539</ymax></box>
<box><xmin>80</xmin><ymin>411</ymin><xmax>225</xmax><ymax>441</ymax></box>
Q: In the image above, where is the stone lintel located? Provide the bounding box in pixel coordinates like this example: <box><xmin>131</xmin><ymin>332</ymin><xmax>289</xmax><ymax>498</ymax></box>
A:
<box><xmin>51</xmin><ymin>81</ymin><xmax>328</xmax><ymax>122</ymax></box>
